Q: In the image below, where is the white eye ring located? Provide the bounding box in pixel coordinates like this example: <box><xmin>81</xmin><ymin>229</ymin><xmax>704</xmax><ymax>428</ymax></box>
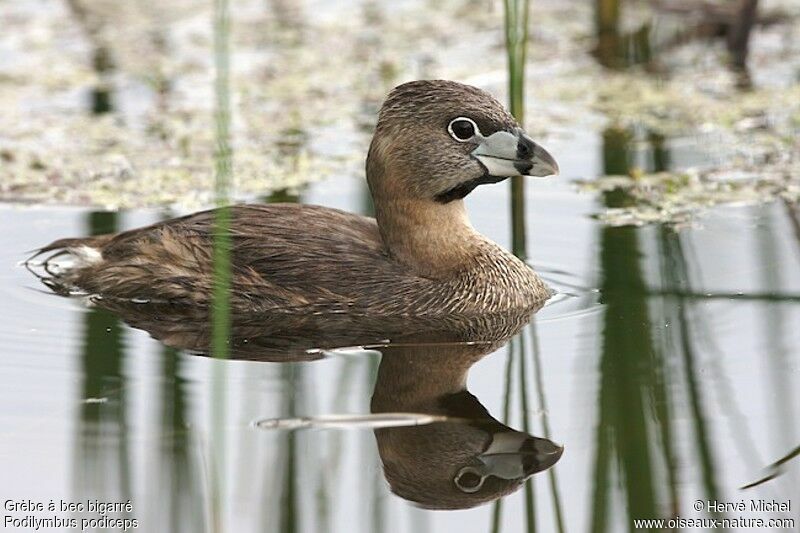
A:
<box><xmin>455</xmin><ymin>467</ymin><xmax>486</xmax><ymax>493</ymax></box>
<box><xmin>448</xmin><ymin>117</ymin><xmax>481</xmax><ymax>142</ymax></box>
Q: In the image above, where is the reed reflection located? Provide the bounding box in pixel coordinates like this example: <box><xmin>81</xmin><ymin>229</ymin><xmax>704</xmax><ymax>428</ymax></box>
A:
<box><xmin>591</xmin><ymin>126</ymin><xmax>724</xmax><ymax>529</ymax></box>
<box><xmin>74</xmin><ymin>212</ymin><xmax>132</xmax><ymax>522</ymax></box>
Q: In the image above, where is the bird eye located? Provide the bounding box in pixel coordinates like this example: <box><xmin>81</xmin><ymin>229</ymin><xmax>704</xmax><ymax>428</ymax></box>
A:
<box><xmin>448</xmin><ymin>117</ymin><xmax>479</xmax><ymax>142</ymax></box>
<box><xmin>455</xmin><ymin>467</ymin><xmax>485</xmax><ymax>493</ymax></box>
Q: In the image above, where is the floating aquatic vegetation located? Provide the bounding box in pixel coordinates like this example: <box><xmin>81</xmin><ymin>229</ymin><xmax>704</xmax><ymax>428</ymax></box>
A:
<box><xmin>0</xmin><ymin>0</ymin><xmax>527</xmax><ymax>208</ymax></box>
<box><xmin>541</xmin><ymin>0</ymin><xmax>800</xmax><ymax>226</ymax></box>
<box><xmin>567</xmin><ymin>63</ymin><xmax>800</xmax><ymax>226</ymax></box>
<box><xmin>0</xmin><ymin>0</ymin><xmax>798</xmax><ymax>217</ymax></box>
<box><xmin>575</xmin><ymin>161</ymin><xmax>800</xmax><ymax>227</ymax></box>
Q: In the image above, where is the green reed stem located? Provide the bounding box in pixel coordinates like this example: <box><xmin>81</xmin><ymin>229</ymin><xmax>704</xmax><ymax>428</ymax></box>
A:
<box><xmin>209</xmin><ymin>2</ymin><xmax>231</xmax><ymax>532</ymax></box>
<box><xmin>212</xmin><ymin>0</ymin><xmax>232</xmax><ymax>359</ymax></box>
<box><xmin>504</xmin><ymin>0</ymin><xmax>530</xmax><ymax>259</ymax></box>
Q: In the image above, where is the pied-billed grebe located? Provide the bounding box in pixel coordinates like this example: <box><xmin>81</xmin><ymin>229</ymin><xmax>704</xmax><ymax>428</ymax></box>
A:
<box><xmin>31</xmin><ymin>80</ymin><xmax>559</xmax><ymax>315</ymax></box>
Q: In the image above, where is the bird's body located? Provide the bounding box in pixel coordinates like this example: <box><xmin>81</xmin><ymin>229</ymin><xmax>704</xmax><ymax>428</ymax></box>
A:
<box><xmin>39</xmin><ymin>203</ymin><xmax>549</xmax><ymax>315</ymax></box>
<box><xmin>30</xmin><ymin>80</ymin><xmax>558</xmax><ymax>316</ymax></box>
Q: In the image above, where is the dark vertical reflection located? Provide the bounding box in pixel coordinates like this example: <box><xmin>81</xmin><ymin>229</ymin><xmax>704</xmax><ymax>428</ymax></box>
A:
<box><xmin>515</xmin><ymin>334</ymin><xmax>537</xmax><ymax>532</ymax></box>
<box><xmin>490</xmin><ymin>338</ymin><xmax>517</xmax><ymax>533</ymax></box>
<box><xmin>648</xmin><ymin>131</ymin><xmax>669</xmax><ymax>173</ymax></box>
<box><xmin>280</xmin><ymin>365</ymin><xmax>298</xmax><ymax>533</ymax></box>
<box><xmin>591</xmin><ymin>127</ymin><xmax>732</xmax><ymax>528</ymax></box>
<box><xmin>263</xmin><ymin>189</ymin><xmax>301</xmax><ymax>204</ymax></box>
<box><xmin>593</xmin><ymin>0</ymin><xmax>652</xmax><ymax>69</ymax></box>
<box><xmin>591</xmin><ymin>129</ymin><xmax>659</xmax><ymax>530</ymax></box>
<box><xmin>65</xmin><ymin>0</ymin><xmax>115</xmax><ymax>114</ymax></box>
<box><xmin>594</xmin><ymin>222</ymin><xmax>658</xmax><ymax>527</ymax></box>
<box><xmin>74</xmin><ymin>211</ymin><xmax>130</xmax><ymax>509</ymax></box>
<box><xmin>368</xmin><ymin>355</ymin><xmax>386</xmax><ymax>533</ymax></box>
<box><xmin>648</xmin><ymin>297</ymin><xmax>680</xmax><ymax>520</ymax></box>
<box><xmin>280</xmin><ymin>434</ymin><xmax>297</xmax><ymax>533</ymax></box>
<box><xmin>658</xmin><ymin>231</ymin><xmax>722</xmax><ymax>511</ymax></box>
<box><xmin>727</xmin><ymin>0</ymin><xmax>759</xmax><ymax>71</ymax></box>
<box><xmin>90</xmin><ymin>46</ymin><xmax>115</xmax><ymax>115</ymax></box>
<box><xmin>755</xmin><ymin>206</ymin><xmax>798</xmax><ymax>490</ymax></box>
<box><xmin>529</xmin><ymin>322</ymin><xmax>566</xmax><ymax>533</ymax></box>
<box><xmin>783</xmin><ymin>200</ymin><xmax>800</xmax><ymax>266</ymax></box>
<box><xmin>784</xmin><ymin>201</ymin><xmax>800</xmax><ymax>260</ymax></box>
<box><xmin>601</xmin><ymin>127</ymin><xmax>632</xmax><ymax>176</ymax></box>
<box><xmin>594</xmin><ymin>0</ymin><xmax>621</xmax><ymax>68</ymax></box>
<box><xmin>158</xmin><ymin>347</ymin><xmax>206</xmax><ymax>533</ymax></box>
<box><xmin>491</xmin><ymin>324</ymin><xmax>564</xmax><ymax>532</ymax></box>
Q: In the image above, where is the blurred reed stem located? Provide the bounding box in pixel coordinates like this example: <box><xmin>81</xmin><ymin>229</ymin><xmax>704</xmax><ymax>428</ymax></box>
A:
<box><xmin>210</xmin><ymin>2</ymin><xmax>231</xmax><ymax>531</ymax></box>
<box><xmin>504</xmin><ymin>0</ymin><xmax>530</xmax><ymax>259</ymax></box>
<box><xmin>212</xmin><ymin>0</ymin><xmax>232</xmax><ymax>359</ymax></box>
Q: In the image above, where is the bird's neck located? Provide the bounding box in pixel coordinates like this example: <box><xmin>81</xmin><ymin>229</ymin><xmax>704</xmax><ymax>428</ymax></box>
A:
<box><xmin>370</xmin><ymin>344</ymin><xmax>477</xmax><ymax>413</ymax></box>
<box><xmin>373</xmin><ymin>196</ymin><xmax>485</xmax><ymax>278</ymax></box>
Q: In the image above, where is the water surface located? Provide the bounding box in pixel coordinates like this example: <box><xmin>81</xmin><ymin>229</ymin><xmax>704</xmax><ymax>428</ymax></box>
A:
<box><xmin>2</xmin><ymin>0</ymin><xmax>800</xmax><ymax>531</ymax></box>
<box><xmin>2</xmin><ymin>159</ymin><xmax>799</xmax><ymax>531</ymax></box>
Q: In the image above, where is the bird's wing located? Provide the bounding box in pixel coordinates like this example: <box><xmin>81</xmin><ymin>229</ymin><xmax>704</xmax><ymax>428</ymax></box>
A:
<box><xmin>41</xmin><ymin>203</ymin><xmax>420</xmax><ymax>310</ymax></box>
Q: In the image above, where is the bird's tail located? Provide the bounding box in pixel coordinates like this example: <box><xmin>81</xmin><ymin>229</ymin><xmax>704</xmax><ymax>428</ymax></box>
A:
<box><xmin>24</xmin><ymin>236</ymin><xmax>109</xmax><ymax>295</ymax></box>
